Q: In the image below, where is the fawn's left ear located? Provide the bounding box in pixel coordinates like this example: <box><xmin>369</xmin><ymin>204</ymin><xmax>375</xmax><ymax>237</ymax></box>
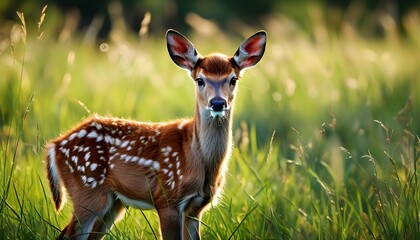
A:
<box><xmin>166</xmin><ymin>29</ymin><xmax>200</xmax><ymax>72</ymax></box>
<box><xmin>233</xmin><ymin>31</ymin><xmax>267</xmax><ymax>71</ymax></box>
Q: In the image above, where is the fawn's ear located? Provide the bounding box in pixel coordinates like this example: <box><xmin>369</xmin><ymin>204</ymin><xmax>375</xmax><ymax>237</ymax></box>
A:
<box><xmin>166</xmin><ymin>29</ymin><xmax>200</xmax><ymax>72</ymax></box>
<box><xmin>233</xmin><ymin>31</ymin><xmax>267</xmax><ymax>71</ymax></box>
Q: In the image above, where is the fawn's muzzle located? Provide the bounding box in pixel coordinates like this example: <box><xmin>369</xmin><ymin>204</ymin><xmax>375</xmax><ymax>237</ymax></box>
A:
<box><xmin>210</xmin><ymin>97</ymin><xmax>227</xmax><ymax>112</ymax></box>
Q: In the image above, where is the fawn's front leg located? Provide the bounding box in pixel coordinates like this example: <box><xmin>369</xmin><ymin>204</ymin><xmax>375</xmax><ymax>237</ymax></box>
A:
<box><xmin>183</xmin><ymin>213</ymin><xmax>201</xmax><ymax>240</ymax></box>
<box><xmin>158</xmin><ymin>207</ymin><xmax>183</xmax><ymax>240</ymax></box>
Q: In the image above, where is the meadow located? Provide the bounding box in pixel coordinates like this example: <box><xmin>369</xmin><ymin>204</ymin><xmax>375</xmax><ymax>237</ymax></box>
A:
<box><xmin>0</xmin><ymin>5</ymin><xmax>419</xmax><ymax>239</ymax></box>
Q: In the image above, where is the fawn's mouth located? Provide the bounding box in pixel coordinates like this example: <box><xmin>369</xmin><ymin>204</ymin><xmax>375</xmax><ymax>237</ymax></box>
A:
<box><xmin>210</xmin><ymin>110</ymin><xmax>226</xmax><ymax>118</ymax></box>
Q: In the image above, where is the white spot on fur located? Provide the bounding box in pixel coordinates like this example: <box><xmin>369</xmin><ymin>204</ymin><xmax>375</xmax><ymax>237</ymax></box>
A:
<box><xmin>71</xmin><ymin>156</ymin><xmax>78</xmax><ymax>165</ymax></box>
<box><xmin>121</xmin><ymin>140</ymin><xmax>129</xmax><ymax>148</ymax></box>
<box><xmin>68</xmin><ymin>133</ymin><xmax>77</xmax><ymax>141</ymax></box>
<box><xmin>90</xmin><ymin>163</ymin><xmax>97</xmax><ymax>171</ymax></box>
<box><xmin>78</xmin><ymin>129</ymin><xmax>87</xmax><ymax>138</ymax></box>
<box><xmin>144</xmin><ymin>159</ymin><xmax>152</xmax><ymax>166</ymax></box>
<box><xmin>84</xmin><ymin>152</ymin><xmax>91</xmax><ymax>161</ymax></box>
<box><xmin>60</xmin><ymin>147</ymin><xmax>70</xmax><ymax>158</ymax></box>
<box><xmin>152</xmin><ymin>162</ymin><xmax>160</xmax><ymax>171</ymax></box>
<box><xmin>75</xmin><ymin>146</ymin><xmax>83</xmax><ymax>152</ymax></box>
<box><xmin>60</xmin><ymin>140</ymin><xmax>68</xmax><ymax>146</ymax></box>
<box><xmin>87</xmin><ymin>130</ymin><xmax>98</xmax><ymax>138</ymax></box>
<box><xmin>125</xmin><ymin>155</ymin><xmax>132</xmax><ymax>162</ymax></box>
<box><xmin>110</xmin><ymin>147</ymin><xmax>117</xmax><ymax>153</ymax></box>
<box><xmin>104</xmin><ymin>135</ymin><xmax>113</xmax><ymax>144</ymax></box>
<box><xmin>96</xmin><ymin>135</ymin><xmax>103</xmax><ymax>142</ymax></box>
<box><xmin>161</xmin><ymin>146</ymin><xmax>172</xmax><ymax>157</ymax></box>
<box><xmin>81</xmin><ymin>175</ymin><xmax>87</xmax><ymax>184</ymax></box>
<box><xmin>96</xmin><ymin>123</ymin><xmax>102</xmax><ymax>130</ymax></box>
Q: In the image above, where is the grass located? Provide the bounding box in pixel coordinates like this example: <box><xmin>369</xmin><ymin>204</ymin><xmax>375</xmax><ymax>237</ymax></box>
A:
<box><xmin>0</xmin><ymin>5</ymin><xmax>419</xmax><ymax>239</ymax></box>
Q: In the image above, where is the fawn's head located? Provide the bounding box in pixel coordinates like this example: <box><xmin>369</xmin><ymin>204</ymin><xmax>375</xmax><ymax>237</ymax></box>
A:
<box><xmin>166</xmin><ymin>30</ymin><xmax>266</xmax><ymax>119</ymax></box>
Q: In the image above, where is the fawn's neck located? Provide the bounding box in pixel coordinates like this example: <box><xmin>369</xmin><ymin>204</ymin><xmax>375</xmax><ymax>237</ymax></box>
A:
<box><xmin>192</xmin><ymin>105</ymin><xmax>233</xmax><ymax>168</ymax></box>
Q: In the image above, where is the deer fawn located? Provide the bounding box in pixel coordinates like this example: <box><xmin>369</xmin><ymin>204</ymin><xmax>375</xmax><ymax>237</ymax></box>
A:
<box><xmin>46</xmin><ymin>29</ymin><xmax>266</xmax><ymax>239</ymax></box>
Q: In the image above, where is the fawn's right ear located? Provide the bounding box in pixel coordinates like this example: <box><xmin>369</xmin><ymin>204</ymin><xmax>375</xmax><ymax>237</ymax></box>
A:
<box><xmin>166</xmin><ymin>29</ymin><xmax>200</xmax><ymax>72</ymax></box>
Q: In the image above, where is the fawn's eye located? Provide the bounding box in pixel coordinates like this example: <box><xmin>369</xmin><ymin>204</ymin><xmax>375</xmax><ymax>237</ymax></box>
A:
<box><xmin>229</xmin><ymin>77</ymin><xmax>237</xmax><ymax>87</ymax></box>
<box><xmin>196</xmin><ymin>78</ymin><xmax>205</xmax><ymax>88</ymax></box>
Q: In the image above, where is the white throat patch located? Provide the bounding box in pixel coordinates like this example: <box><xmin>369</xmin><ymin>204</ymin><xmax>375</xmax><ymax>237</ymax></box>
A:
<box><xmin>210</xmin><ymin>110</ymin><xmax>226</xmax><ymax>118</ymax></box>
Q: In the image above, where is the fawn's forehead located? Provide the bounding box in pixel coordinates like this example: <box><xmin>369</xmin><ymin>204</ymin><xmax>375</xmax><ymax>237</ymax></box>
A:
<box><xmin>194</xmin><ymin>54</ymin><xmax>238</xmax><ymax>80</ymax></box>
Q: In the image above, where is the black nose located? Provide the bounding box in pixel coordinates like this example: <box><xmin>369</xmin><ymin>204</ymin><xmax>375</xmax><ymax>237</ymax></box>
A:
<box><xmin>210</xmin><ymin>97</ymin><xmax>226</xmax><ymax>111</ymax></box>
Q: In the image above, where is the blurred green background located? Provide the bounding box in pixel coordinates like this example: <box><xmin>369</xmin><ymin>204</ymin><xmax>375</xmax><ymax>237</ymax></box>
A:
<box><xmin>1</xmin><ymin>0</ymin><xmax>419</xmax><ymax>37</ymax></box>
<box><xmin>0</xmin><ymin>0</ymin><xmax>419</xmax><ymax>239</ymax></box>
